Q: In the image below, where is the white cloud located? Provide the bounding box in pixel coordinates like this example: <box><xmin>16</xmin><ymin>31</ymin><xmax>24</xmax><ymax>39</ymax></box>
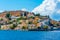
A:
<box><xmin>32</xmin><ymin>0</ymin><xmax>60</xmax><ymax>21</ymax></box>
<box><xmin>0</xmin><ymin>10</ymin><xmax>4</xmax><ymax>13</ymax></box>
<box><xmin>21</xmin><ymin>8</ymin><xmax>27</xmax><ymax>11</ymax></box>
<box><xmin>32</xmin><ymin>0</ymin><xmax>59</xmax><ymax>16</ymax></box>
<box><xmin>58</xmin><ymin>0</ymin><xmax>60</xmax><ymax>2</ymax></box>
<box><xmin>57</xmin><ymin>10</ymin><xmax>60</xmax><ymax>13</ymax></box>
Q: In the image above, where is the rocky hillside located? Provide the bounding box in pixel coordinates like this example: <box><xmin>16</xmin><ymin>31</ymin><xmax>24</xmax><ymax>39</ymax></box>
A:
<box><xmin>0</xmin><ymin>10</ymin><xmax>60</xmax><ymax>31</ymax></box>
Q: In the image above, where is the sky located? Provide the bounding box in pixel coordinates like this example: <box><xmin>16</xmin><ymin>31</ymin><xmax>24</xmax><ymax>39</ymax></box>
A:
<box><xmin>0</xmin><ymin>0</ymin><xmax>60</xmax><ymax>21</ymax></box>
<box><xmin>0</xmin><ymin>0</ymin><xmax>43</xmax><ymax>11</ymax></box>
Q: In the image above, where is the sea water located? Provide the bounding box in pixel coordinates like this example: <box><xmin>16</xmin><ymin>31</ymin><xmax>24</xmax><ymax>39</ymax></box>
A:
<box><xmin>0</xmin><ymin>30</ymin><xmax>60</xmax><ymax>40</ymax></box>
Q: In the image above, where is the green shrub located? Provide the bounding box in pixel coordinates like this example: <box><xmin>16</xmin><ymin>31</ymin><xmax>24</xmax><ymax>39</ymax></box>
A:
<box><xmin>22</xmin><ymin>26</ymin><xmax>28</xmax><ymax>29</ymax></box>
<box><xmin>43</xmin><ymin>25</ymin><xmax>48</xmax><ymax>30</ymax></box>
<box><xmin>5</xmin><ymin>12</ymin><xmax>11</xmax><ymax>20</ymax></box>
<box><xmin>10</xmin><ymin>24</ymin><xmax>17</xmax><ymax>29</ymax></box>
<box><xmin>28</xmin><ymin>22</ymin><xmax>32</xmax><ymax>24</ymax></box>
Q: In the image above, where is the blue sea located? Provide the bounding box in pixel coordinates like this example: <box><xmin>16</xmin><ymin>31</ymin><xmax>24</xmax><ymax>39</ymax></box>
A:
<box><xmin>0</xmin><ymin>30</ymin><xmax>60</xmax><ymax>40</ymax></box>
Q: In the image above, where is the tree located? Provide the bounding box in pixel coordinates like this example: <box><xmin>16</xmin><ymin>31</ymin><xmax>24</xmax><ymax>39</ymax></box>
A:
<box><xmin>43</xmin><ymin>25</ymin><xmax>48</xmax><ymax>30</ymax></box>
<box><xmin>29</xmin><ymin>16</ymin><xmax>35</xmax><ymax>19</ymax></box>
<box><xmin>37</xmin><ymin>27</ymin><xmax>41</xmax><ymax>29</ymax></box>
<box><xmin>10</xmin><ymin>24</ymin><xmax>17</xmax><ymax>29</ymax></box>
<box><xmin>22</xmin><ymin>26</ymin><xmax>28</xmax><ymax>30</ymax></box>
<box><xmin>28</xmin><ymin>22</ymin><xmax>32</xmax><ymax>24</ymax></box>
<box><xmin>0</xmin><ymin>18</ymin><xmax>3</xmax><ymax>21</ymax></box>
<box><xmin>0</xmin><ymin>24</ymin><xmax>1</xmax><ymax>30</ymax></box>
<box><xmin>6</xmin><ymin>12</ymin><xmax>11</xmax><ymax>20</ymax></box>
<box><xmin>35</xmin><ymin>13</ymin><xmax>40</xmax><ymax>17</ymax></box>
